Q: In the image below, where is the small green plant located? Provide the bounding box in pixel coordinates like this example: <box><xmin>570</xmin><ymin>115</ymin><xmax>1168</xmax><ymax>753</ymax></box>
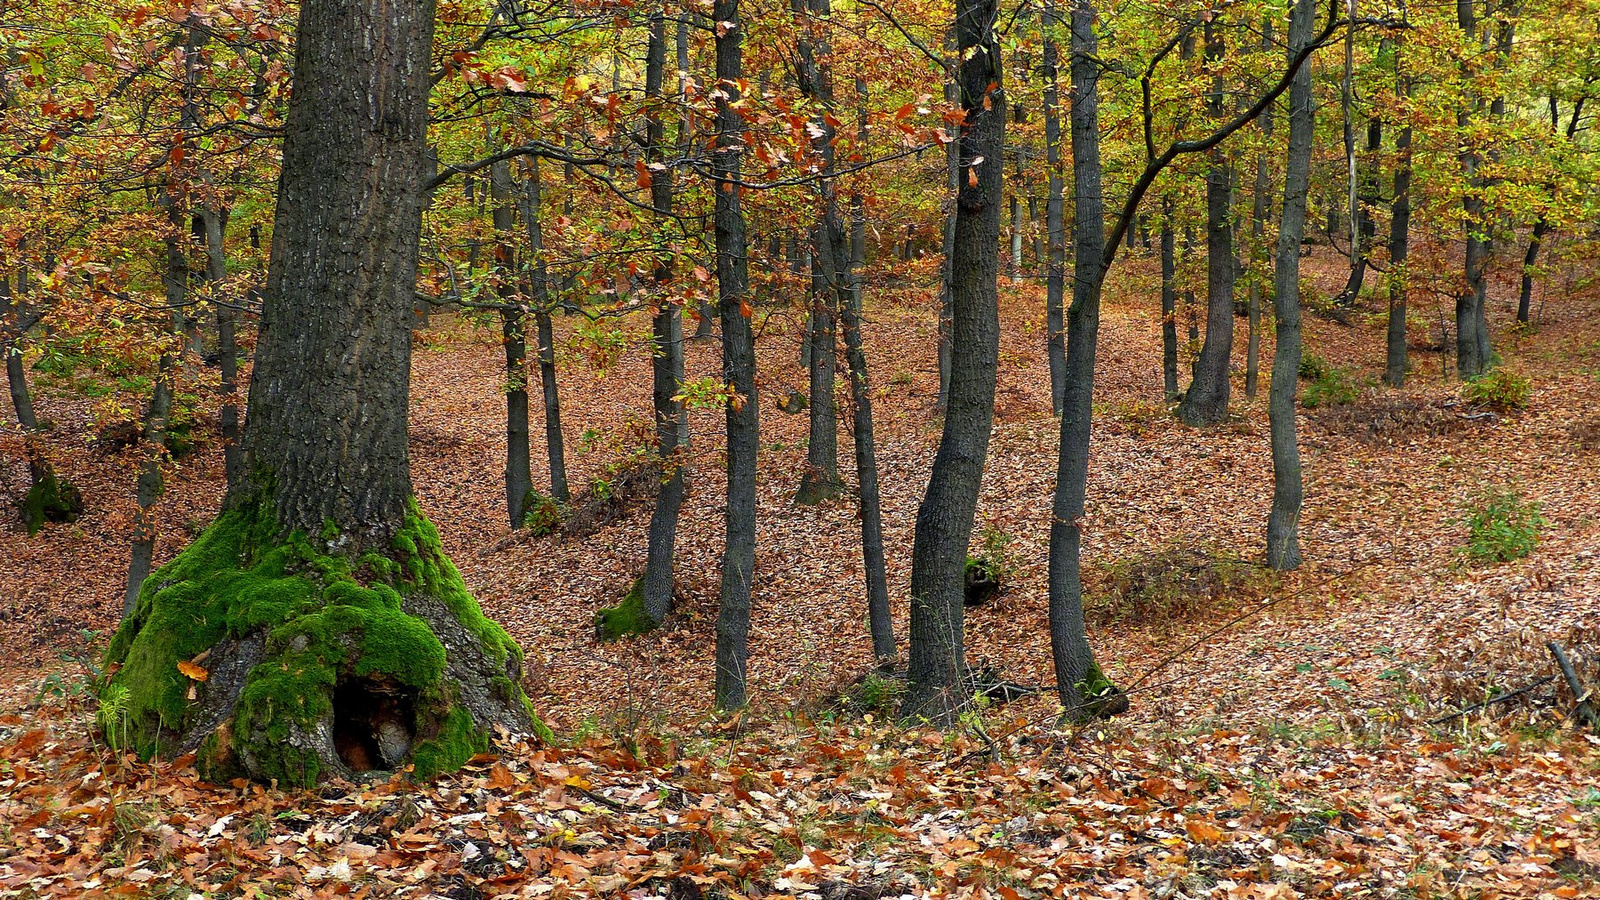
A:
<box><xmin>1302</xmin><ymin>366</ymin><xmax>1362</xmax><ymax>408</ymax></box>
<box><xmin>1462</xmin><ymin>368</ymin><xmax>1531</xmax><ymax>411</ymax></box>
<box><xmin>1297</xmin><ymin>351</ymin><xmax>1331</xmax><ymax>381</ymax></box>
<box><xmin>1460</xmin><ymin>486</ymin><xmax>1546</xmax><ymax>563</ymax></box>
<box><xmin>521</xmin><ymin>491</ymin><xmax>565</xmax><ymax>536</ymax></box>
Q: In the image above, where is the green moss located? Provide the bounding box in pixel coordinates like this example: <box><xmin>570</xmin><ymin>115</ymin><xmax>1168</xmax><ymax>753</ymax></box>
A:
<box><xmin>100</xmin><ymin>496</ymin><xmax>539</xmax><ymax>787</ymax></box>
<box><xmin>1072</xmin><ymin>661</ymin><xmax>1129</xmax><ymax>721</ymax></box>
<box><xmin>19</xmin><ymin>470</ymin><xmax>84</xmax><ymax>536</ymax></box>
<box><xmin>593</xmin><ymin>576</ymin><xmax>657</xmax><ymax>641</ymax></box>
<box><xmin>409</xmin><ymin>705</ymin><xmax>487</xmax><ymax>779</ymax></box>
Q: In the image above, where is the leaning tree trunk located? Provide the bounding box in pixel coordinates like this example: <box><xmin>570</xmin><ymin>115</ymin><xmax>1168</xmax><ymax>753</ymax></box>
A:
<box><xmin>3</xmin><ymin>273</ymin><xmax>80</xmax><ymax>536</ymax></box>
<box><xmin>902</xmin><ymin>0</ymin><xmax>1003</xmax><ymax>725</ymax></box>
<box><xmin>1178</xmin><ymin>21</ymin><xmax>1236</xmax><ymax>427</ymax></box>
<box><xmin>100</xmin><ymin>0</ymin><xmax>540</xmax><ymax>789</ymax></box>
<box><xmin>713</xmin><ymin>0</ymin><xmax>758</xmax><ymax>711</ymax></box>
<box><xmin>491</xmin><ymin>161</ymin><xmax>533</xmax><ymax>529</ymax></box>
<box><xmin>1043</xmin><ymin>0</ymin><xmax>1067</xmax><ymax>415</ymax></box>
<box><xmin>1517</xmin><ymin>97</ymin><xmax>1583</xmax><ymax>325</ymax></box>
<box><xmin>1266</xmin><ymin>0</ymin><xmax>1317</xmax><ymax>571</ymax></box>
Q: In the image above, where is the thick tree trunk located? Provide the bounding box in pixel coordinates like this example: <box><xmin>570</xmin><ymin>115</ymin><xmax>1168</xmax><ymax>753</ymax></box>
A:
<box><xmin>1043</xmin><ymin>0</ymin><xmax>1067</xmax><ymax>415</ymax></box>
<box><xmin>713</xmin><ymin>0</ymin><xmax>758</xmax><ymax>711</ymax></box>
<box><xmin>491</xmin><ymin>161</ymin><xmax>533</xmax><ymax>528</ymax></box>
<box><xmin>1178</xmin><ymin>22</ymin><xmax>1235</xmax><ymax>427</ymax></box>
<box><xmin>1267</xmin><ymin>0</ymin><xmax>1317</xmax><ymax>571</ymax></box>
<box><xmin>103</xmin><ymin>0</ymin><xmax>536</xmax><ymax>789</ymax></box>
<box><xmin>643</xmin><ymin>12</ymin><xmax>688</xmax><ymax>625</ymax></box>
<box><xmin>1047</xmin><ymin>0</ymin><xmax>1117</xmax><ymax>720</ymax></box>
<box><xmin>902</xmin><ymin>0</ymin><xmax>1003</xmax><ymax>725</ymax></box>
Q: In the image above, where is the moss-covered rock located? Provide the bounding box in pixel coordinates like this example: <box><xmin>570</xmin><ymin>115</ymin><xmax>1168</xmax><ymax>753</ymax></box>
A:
<box><xmin>101</xmin><ymin>497</ymin><xmax>551</xmax><ymax>788</ymax></box>
<box><xmin>593</xmin><ymin>576</ymin><xmax>658</xmax><ymax>641</ymax></box>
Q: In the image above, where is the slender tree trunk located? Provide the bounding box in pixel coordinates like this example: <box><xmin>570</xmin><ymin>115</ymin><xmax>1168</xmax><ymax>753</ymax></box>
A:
<box><xmin>1246</xmin><ymin>20</ymin><xmax>1274</xmax><ymax>401</ymax></box>
<box><xmin>1043</xmin><ymin>0</ymin><xmax>1067</xmax><ymax>415</ymax></box>
<box><xmin>126</xmin><ymin>193</ymin><xmax>183</xmax><ymax>616</ymax></box>
<box><xmin>197</xmin><ymin>208</ymin><xmax>243</xmax><ymax>491</ymax></box>
<box><xmin>1178</xmin><ymin>21</ymin><xmax>1236</xmax><ymax>427</ymax></box>
<box><xmin>1455</xmin><ymin>0</ymin><xmax>1492</xmax><ymax>378</ymax></box>
<box><xmin>0</xmin><ymin>278</ymin><xmax>37</xmax><ymax>432</ymax></box>
<box><xmin>1159</xmin><ymin>198</ymin><xmax>1180</xmax><ymax>401</ymax></box>
<box><xmin>519</xmin><ymin>160</ymin><xmax>570</xmax><ymax>504</ymax></box>
<box><xmin>1267</xmin><ymin>0</ymin><xmax>1317</xmax><ymax>571</ymax></box>
<box><xmin>1386</xmin><ymin>53</ymin><xmax>1413</xmax><ymax>388</ymax></box>
<box><xmin>643</xmin><ymin>10</ymin><xmax>688</xmax><ymax>624</ymax></box>
<box><xmin>1048</xmin><ymin>0</ymin><xmax>1114</xmax><ymax>719</ymax></box>
<box><xmin>491</xmin><ymin>161</ymin><xmax>532</xmax><ymax>528</ymax></box>
<box><xmin>1517</xmin><ymin>97</ymin><xmax>1583</xmax><ymax>325</ymax></box>
<box><xmin>903</xmin><ymin>0</ymin><xmax>1003</xmax><ymax>724</ymax></box>
<box><xmin>713</xmin><ymin>0</ymin><xmax>758</xmax><ymax>711</ymax></box>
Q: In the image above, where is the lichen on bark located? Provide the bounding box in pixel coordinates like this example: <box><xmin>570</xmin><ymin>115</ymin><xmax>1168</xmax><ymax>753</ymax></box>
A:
<box><xmin>100</xmin><ymin>497</ymin><xmax>550</xmax><ymax>787</ymax></box>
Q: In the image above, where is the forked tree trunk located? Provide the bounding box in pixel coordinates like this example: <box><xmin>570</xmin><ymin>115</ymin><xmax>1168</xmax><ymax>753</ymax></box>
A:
<box><xmin>902</xmin><ymin>0</ymin><xmax>1003</xmax><ymax>725</ymax></box>
<box><xmin>1267</xmin><ymin>0</ymin><xmax>1317</xmax><ymax>571</ymax></box>
<box><xmin>713</xmin><ymin>0</ymin><xmax>759</xmax><ymax>711</ymax></box>
<box><xmin>101</xmin><ymin>0</ymin><xmax>537</xmax><ymax>788</ymax></box>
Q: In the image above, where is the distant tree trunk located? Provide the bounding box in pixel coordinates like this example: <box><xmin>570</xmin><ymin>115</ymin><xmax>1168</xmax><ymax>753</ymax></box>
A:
<box><xmin>844</xmin><ymin>72</ymin><xmax>894</xmax><ymax>664</ymax></box>
<box><xmin>1178</xmin><ymin>20</ymin><xmax>1236</xmax><ymax>427</ymax></box>
<box><xmin>1517</xmin><ymin>97</ymin><xmax>1584</xmax><ymax>325</ymax></box>
<box><xmin>903</xmin><ymin>0</ymin><xmax>1003</xmax><ymax>724</ymax></box>
<box><xmin>794</xmin><ymin>2</ymin><xmax>842</xmax><ymax>506</ymax></box>
<box><xmin>519</xmin><ymin>160</ymin><xmax>570</xmax><ymax>504</ymax></box>
<box><xmin>713</xmin><ymin>0</ymin><xmax>758</xmax><ymax>711</ymax></box>
<box><xmin>125</xmin><ymin>193</ymin><xmax>183</xmax><ymax>616</ymax></box>
<box><xmin>1385</xmin><ymin>51</ymin><xmax>1413</xmax><ymax>388</ymax></box>
<box><xmin>1159</xmin><ymin>197</ymin><xmax>1180</xmax><ymax>401</ymax></box>
<box><xmin>1246</xmin><ymin>20</ymin><xmax>1274</xmax><ymax>401</ymax></box>
<box><xmin>1267</xmin><ymin>0</ymin><xmax>1317</xmax><ymax>571</ymax></box>
<box><xmin>643</xmin><ymin>11</ymin><xmax>688</xmax><ymax>625</ymax></box>
<box><xmin>491</xmin><ymin>161</ymin><xmax>532</xmax><ymax>528</ymax></box>
<box><xmin>1455</xmin><ymin>0</ymin><xmax>1492</xmax><ymax>379</ymax></box>
<box><xmin>196</xmin><ymin>208</ymin><xmax>242</xmax><ymax>491</ymax></box>
<box><xmin>1048</xmin><ymin>0</ymin><xmax>1116</xmax><ymax>719</ymax></box>
<box><xmin>1</xmin><ymin>277</ymin><xmax>38</xmax><ymax>432</ymax></box>
<box><xmin>680</xmin><ymin>16</ymin><xmax>716</xmax><ymax>341</ymax></box>
<box><xmin>1043</xmin><ymin>0</ymin><xmax>1067</xmax><ymax>415</ymax></box>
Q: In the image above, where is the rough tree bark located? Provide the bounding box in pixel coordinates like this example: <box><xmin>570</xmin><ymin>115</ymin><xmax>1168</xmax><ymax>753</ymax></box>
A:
<box><xmin>902</xmin><ymin>0</ymin><xmax>1003</xmax><ymax>725</ymax></box>
<box><xmin>1455</xmin><ymin>0</ymin><xmax>1493</xmax><ymax>378</ymax></box>
<box><xmin>1267</xmin><ymin>0</ymin><xmax>1318</xmax><ymax>571</ymax></box>
<box><xmin>101</xmin><ymin>0</ymin><xmax>540</xmax><ymax>788</ymax></box>
<box><xmin>713</xmin><ymin>0</ymin><xmax>759</xmax><ymax>711</ymax></box>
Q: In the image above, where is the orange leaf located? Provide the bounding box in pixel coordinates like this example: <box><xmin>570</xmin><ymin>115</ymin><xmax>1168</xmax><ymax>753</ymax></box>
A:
<box><xmin>177</xmin><ymin>660</ymin><xmax>209</xmax><ymax>682</ymax></box>
<box><xmin>1185</xmin><ymin>820</ymin><xmax>1224</xmax><ymax>843</ymax></box>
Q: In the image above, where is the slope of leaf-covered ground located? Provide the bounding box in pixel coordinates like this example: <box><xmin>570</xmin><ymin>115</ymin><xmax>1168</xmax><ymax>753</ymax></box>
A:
<box><xmin>1</xmin><ymin>248</ymin><xmax>1598</xmax><ymax>898</ymax></box>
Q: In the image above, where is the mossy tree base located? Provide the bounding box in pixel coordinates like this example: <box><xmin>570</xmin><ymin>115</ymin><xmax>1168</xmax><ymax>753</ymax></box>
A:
<box><xmin>794</xmin><ymin>473</ymin><xmax>844</xmax><ymax>506</ymax></box>
<box><xmin>20</xmin><ymin>469</ymin><xmax>83</xmax><ymax>536</ymax></box>
<box><xmin>100</xmin><ymin>499</ymin><xmax>551</xmax><ymax>788</ymax></box>
<box><xmin>593</xmin><ymin>576</ymin><xmax>660</xmax><ymax>642</ymax></box>
<box><xmin>1064</xmin><ymin>661</ymin><xmax>1129</xmax><ymax>723</ymax></box>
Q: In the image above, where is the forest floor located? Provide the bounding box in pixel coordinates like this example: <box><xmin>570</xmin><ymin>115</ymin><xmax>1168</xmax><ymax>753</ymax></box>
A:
<box><xmin>1</xmin><ymin>246</ymin><xmax>1599</xmax><ymax>899</ymax></box>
